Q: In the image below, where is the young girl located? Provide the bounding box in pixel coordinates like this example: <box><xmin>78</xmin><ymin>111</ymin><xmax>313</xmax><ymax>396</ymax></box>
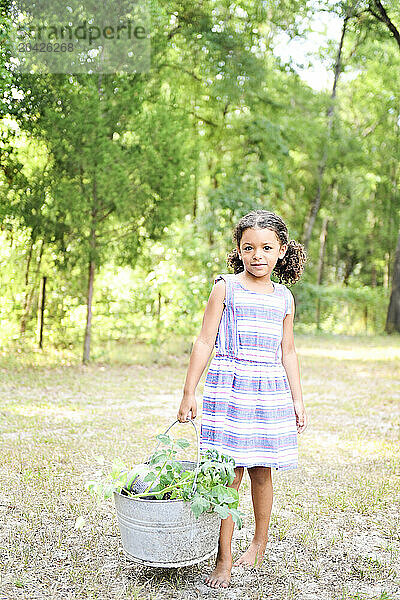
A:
<box><xmin>177</xmin><ymin>209</ymin><xmax>307</xmax><ymax>589</ymax></box>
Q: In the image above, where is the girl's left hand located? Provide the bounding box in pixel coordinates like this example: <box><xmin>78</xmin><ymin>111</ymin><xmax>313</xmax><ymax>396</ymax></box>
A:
<box><xmin>294</xmin><ymin>402</ymin><xmax>307</xmax><ymax>434</ymax></box>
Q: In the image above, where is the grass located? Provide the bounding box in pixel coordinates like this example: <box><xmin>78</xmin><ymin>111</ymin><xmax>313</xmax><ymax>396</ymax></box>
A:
<box><xmin>0</xmin><ymin>333</ymin><xmax>399</xmax><ymax>599</ymax></box>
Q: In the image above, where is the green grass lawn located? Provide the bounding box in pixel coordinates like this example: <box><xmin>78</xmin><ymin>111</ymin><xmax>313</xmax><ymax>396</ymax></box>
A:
<box><xmin>0</xmin><ymin>333</ymin><xmax>399</xmax><ymax>600</ymax></box>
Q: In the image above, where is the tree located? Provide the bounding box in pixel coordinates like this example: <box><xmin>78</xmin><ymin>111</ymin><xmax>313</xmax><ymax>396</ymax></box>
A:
<box><xmin>353</xmin><ymin>0</ymin><xmax>400</xmax><ymax>332</ymax></box>
<box><xmin>386</xmin><ymin>234</ymin><xmax>400</xmax><ymax>332</ymax></box>
<box><xmin>302</xmin><ymin>3</ymin><xmax>353</xmax><ymax>251</ymax></box>
<box><xmin>5</xmin><ymin>71</ymin><xmax>195</xmax><ymax>360</ymax></box>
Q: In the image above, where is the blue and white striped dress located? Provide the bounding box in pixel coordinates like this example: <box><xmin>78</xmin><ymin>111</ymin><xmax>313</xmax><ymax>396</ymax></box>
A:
<box><xmin>200</xmin><ymin>273</ymin><xmax>298</xmax><ymax>470</ymax></box>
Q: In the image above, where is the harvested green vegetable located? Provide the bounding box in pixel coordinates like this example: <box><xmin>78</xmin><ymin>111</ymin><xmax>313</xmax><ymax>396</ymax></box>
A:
<box><xmin>86</xmin><ymin>433</ymin><xmax>244</xmax><ymax>528</ymax></box>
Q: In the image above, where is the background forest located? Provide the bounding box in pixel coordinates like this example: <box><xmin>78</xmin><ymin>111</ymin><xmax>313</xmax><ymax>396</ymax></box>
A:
<box><xmin>1</xmin><ymin>0</ymin><xmax>399</xmax><ymax>362</ymax></box>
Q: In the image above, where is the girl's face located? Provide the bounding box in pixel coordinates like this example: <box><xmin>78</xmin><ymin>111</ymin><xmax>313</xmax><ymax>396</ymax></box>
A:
<box><xmin>237</xmin><ymin>227</ymin><xmax>287</xmax><ymax>279</ymax></box>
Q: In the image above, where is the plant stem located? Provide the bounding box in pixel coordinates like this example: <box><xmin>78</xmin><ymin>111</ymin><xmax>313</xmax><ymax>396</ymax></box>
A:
<box><xmin>128</xmin><ymin>482</ymin><xmax>184</xmax><ymax>499</ymax></box>
<box><xmin>142</xmin><ymin>454</ymin><xmax>171</xmax><ymax>495</ymax></box>
<box><xmin>140</xmin><ymin>444</ymin><xmax>193</xmax><ymax>496</ymax></box>
<box><xmin>128</xmin><ymin>473</ymin><xmax>193</xmax><ymax>499</ymax></box>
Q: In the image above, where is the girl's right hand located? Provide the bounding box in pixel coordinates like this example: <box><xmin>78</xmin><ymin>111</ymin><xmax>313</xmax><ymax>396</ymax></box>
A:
<box><xmin>177</xmin><ymin>394</ymin><xmax>197</xmax><ymax>423</ymax></box>
<box><xmin>294</xmin><ymin>401</ymin><xmax>307</xmax><ymax>434</ymax></box>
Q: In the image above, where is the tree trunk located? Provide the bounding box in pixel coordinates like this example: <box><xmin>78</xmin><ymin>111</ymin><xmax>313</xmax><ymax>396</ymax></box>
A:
<box><xmin>370</xmin><ymin>1</ymin><xmax>400</xmax><ymax>50</ymax></box>
<box><xmin>83</xmin><ymin>258</ymin><xmax>95</xmax><ymax>363</ymax></box>
<box><xmin>315</xmin><ymin>217</ymin><xmax>329</xmax><ymax>329</ymax></box>
<box><xmin>193</xmin><ymin>156</ymin><xmax>198</xmax><ymax>219</ymax></box>
<box><xmin>385</xmin><ymin>231</ymin><xmax>400</xmax><ymax>334</ymax></box>
<box><xmin>20</xmin><ymin>239</ymin><xmax>44</xmax><ymax>335</ymax></box>
<box><xmin>384</xmin><ymin>252</ymin><xmax>390</xmax><ymax>288</ymax></box>
<box><xmin>83</xmin><ymin>174</ymin><xmax>98</xmax><ymax>363</ymax></box>
<box><xmin>157</xmin><ymin>291</ymin><xmax>161</xmax><ymax>326</ymax></box>
<box><xmin>20</xmin><ymin>240</ymin><xmax>34</xmax><ymax>334</ymax></box>
<box><xmin>317</xmin><ymin>217</ymin><xmax>329</xmax><ymax>285</ymax></box>
<box><xmin>371</xmin><ymin>264</ymin><xmax>377</xmax><ymax>287</ymax></box>
<box><xmin>207</xmin><ymin>160</ymin><xmax>218</xmax><ymax>246</ymax></box>
<box><xmin>39</xmin><ymin>276</ymin><xmax>47</xmax><ymax>349</ymax></box>
<box><xmin>83</xmin><ymin>80</ymin><xmax>103</xmax><ymax>364</ymax></box>
<box><xmin>193</xmin><ymin>93</ymin><xmax>199</xmax><ymax>219</ymax></box>
<box><xmin>302</xmin><ymin>15</ymin><xmax>349</xmax><ymax>251</ymax></box>
<box><xmin>343</xmin><ymin>252</ymin><xmax>357</xmax><ymax>285</ymax></box>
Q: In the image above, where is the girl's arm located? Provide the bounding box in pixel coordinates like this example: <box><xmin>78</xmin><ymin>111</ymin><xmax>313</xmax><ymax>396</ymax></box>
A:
<box><xmin>281</xmin><ymin>296</ymin><xmax>307</xmax><ymax>434</ymax></box>
<box><xmin>177</xmin><ymin>278</ymin><xmax>226</xmax><ymax>422</ymax></box>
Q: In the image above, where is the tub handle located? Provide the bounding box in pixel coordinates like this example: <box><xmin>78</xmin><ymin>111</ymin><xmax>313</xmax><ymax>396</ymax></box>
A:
<box><xmin>146</xmin><ymin>418</ymin><xmax>200</xmax><ymax>498</ymax></box>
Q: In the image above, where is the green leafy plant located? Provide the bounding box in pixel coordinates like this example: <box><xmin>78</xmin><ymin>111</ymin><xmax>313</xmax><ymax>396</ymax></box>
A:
<box><xmin>86</xmin><ymin>434</ymin><xmax>244</xmax><ymax>528</ymax></box>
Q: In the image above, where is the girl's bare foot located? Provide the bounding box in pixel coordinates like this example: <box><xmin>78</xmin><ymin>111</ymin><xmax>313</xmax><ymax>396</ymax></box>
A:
<box><xmin>204</xmin><ymin>557</ymin><xmax>232</xmax><ymax>588</ymax></box>
<box><xmin>233</xmin><ymin>540</ymin><xmax>267</xmax><ymax>567</ymax></box>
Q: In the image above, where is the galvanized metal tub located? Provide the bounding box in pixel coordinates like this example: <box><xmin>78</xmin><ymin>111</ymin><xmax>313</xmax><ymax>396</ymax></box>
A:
<box><xmin>113</xmin><ymin>487</ymin><xmax>220</xmax><ymax>567</ymax></box>
<box><xmin>113</xmin><ymin>421</ymin><xmax>220</xmax><ymax>567</ymax></box>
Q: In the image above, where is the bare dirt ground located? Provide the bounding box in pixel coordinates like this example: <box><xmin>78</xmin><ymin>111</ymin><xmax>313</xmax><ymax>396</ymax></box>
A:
<box><xmin>0</xmin><ymin>334</ymin><xmax>399</xmax><ymax>600</ymax></box>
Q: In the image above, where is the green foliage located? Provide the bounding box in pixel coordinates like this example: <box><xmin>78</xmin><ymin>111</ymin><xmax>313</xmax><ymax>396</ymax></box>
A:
<box><xmin>0</xmin><ymin>1</ymin><xmax>14</xmax><ymax>117</ymax></box>
<box><xmin>0</xmin><ymin>0</ymin><xmax>398</xmax><ymax>347</ymax></box>
<box><xmin>294</xmin><ymin>282</ymin><xmax>390</xmax><ymax>334</ymax></box>
<box><xmin>86</xmin><ymin>434</ymin><xmax>244</xmax><ymax>529</ymax></box>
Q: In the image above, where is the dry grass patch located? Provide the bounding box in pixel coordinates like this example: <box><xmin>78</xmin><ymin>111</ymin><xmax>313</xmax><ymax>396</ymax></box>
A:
<box><xmin>0</xmin><ymin>333</ymin><xmax>399</xmax><ymax>600</ymax></box>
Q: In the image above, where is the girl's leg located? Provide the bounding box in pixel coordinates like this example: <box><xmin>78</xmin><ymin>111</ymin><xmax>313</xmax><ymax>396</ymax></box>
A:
<box><xmin>204</xmin><ymin>466</ymin><xmax>244</xmax><ymax>588</ymax></box>
<box><xmin>234</xmin><ymin>466</ymin><xmax>272</xmax><ymax>567</ymax></box>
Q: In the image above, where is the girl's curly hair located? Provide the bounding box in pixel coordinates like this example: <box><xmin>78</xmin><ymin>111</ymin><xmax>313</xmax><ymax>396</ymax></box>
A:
<box><xmin>227</xmin><ymin>210</ymin><xmax>307</xmax><ymax>285</ymax></box>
